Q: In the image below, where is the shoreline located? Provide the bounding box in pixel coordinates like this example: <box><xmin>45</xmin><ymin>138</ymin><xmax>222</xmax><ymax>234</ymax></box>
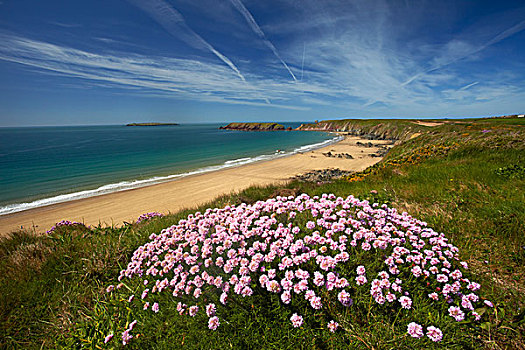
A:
<box><xmin>0</xmin><ymin>135</ymin><xmax>391</xmax><ymax>236</ymax></box>
<box><xmin>0</xmin><ymin>134</ymin><xmax>342</xmax><ymax>216</ymax></box>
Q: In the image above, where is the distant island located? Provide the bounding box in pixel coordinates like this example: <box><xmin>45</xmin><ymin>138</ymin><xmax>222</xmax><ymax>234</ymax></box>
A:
<box><xmin>126</xmin><ymin>122</ymin><xmax>179</xmax><ymax>126</ymax></box>
<box><xmin>219</xmin><ymin>122</ymin><xmax>291</xmax><ymax>131</ymax></box>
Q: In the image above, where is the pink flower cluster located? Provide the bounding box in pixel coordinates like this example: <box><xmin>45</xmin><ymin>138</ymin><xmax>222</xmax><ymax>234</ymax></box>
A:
<box><xmin>114</xmin><ymin>193</ymin><xmax>489</xmax><ymax>345</ymax></box>
<box><xmin>121</xmin><ymin>320</ymin><xmax>137</xmax><ymax>345</ymax></box>
<box><xmin>46</xmin><ymin>220</ymin><xmax>85</xmax><ymax>234</ymax></box>
<box><xmin>407</xmin><ymin>322</ymin><xmax>443</xmax><ymax>342</ymax></box>
<box><xmin>136</xmin><ymin>212</ymin><xmax>164</xmax><ymax>224</ymax></box>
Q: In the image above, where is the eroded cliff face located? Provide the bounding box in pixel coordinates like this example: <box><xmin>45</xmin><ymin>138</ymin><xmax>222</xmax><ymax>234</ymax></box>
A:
<box><xmin>219</xmin><ymin>122</ymin><xmax>286</xmax><ymax>131</ymax></box>
<box><xmin>296</xmin><ymin>120</ymin><xmax>426</xmax><ymax>141</ymax></box>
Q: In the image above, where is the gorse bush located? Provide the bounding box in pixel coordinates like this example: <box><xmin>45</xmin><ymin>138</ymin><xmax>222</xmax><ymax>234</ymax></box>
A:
<box><xmin>104</xmin><ymin>193</ymin><xmax>493</xmax><ymax>347</ymax></box>
<box><xmin>495</xmin><ymin>164</ymin><xmax>525</xmax><ymax>179</ymax></box>
<box><xmin>346</xmin><ymin>142</ymin><xmax>459</xmax><ymax>182</ymax></box>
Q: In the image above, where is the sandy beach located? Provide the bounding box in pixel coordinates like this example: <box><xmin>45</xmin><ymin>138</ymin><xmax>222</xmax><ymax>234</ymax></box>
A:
<box><xmin>0</xmin><ymin>136</ymin><xmax>391</xmax><ymax>236</ymax></box>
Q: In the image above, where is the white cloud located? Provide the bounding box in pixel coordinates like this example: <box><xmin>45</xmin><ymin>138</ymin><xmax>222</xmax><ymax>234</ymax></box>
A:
<box><xmin>1</xmin><ymin>0</ymin><xmax>524</xmax><ymax>118</ymax></box>
<box><xmin>0</xmin><ymin>34</ymin><xmax>312</xmax><ymax>109</ymax></box>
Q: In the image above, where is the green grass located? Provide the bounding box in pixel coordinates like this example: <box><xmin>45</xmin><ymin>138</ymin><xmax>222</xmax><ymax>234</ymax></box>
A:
<box><xmin>1</xmin><ymin>116</ymin><xmax>524</xmax><ymax>349</ymax></box>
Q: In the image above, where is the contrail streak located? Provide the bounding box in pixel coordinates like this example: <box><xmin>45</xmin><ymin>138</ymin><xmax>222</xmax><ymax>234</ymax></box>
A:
<box><xmin>402</xmin><ymin>19</ymin><xmax>525</xmax><ymax>86</ymax></box>
<box><xmin>300</xmin><ymin>43</ymin><xmax>305</xmax><ymax>81</ymax></box>
<box><xmin>228</xmin><ymin>0</ymin><xmax>297</xmax><ymax>81</ymax></box>
<box><xmin>128</xmin><ymin>0</ymin><xmax>246</xmax><ymax>82</ymax></box>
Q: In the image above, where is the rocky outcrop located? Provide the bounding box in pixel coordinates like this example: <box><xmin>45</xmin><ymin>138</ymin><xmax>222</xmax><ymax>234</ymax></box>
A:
<box><xmin>322</xmin><ymin>151</ymin><xmax>354</xmax><ymax>159</ymax></box>
<box><xmin>356</xmin><ymin>141</ymin><xmax>375</xmax><ymax>147</ymax></box>
<box><xmin>220</xmin><ymin>122</ymin><xmax>286</xmax><ymax>131</ymax></box>
<box><xmin>291</xmin><ymin>168</ymin><xmax>353</xmax><ymax>182</ymax></box>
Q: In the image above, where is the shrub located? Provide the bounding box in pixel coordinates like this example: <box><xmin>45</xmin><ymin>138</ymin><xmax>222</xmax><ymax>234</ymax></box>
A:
<box><xmin>105</xmin><ymin>193</ymin><xmax>492</xmax><ymax>347</ymax></box>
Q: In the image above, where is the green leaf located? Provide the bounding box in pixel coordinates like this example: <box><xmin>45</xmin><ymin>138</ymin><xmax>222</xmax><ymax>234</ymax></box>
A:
<box><xmin>480</xmin><ymin>322</ymin><xmax>492</xmax><ymax>331</ymax></box>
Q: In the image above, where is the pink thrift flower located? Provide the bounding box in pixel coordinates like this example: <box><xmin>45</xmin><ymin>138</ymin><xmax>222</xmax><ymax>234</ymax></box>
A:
<box><xmin>206</xmin><ymin>303</ymin><xmax>216</xmax><ymax>317</ymax></box>
<box><xmin>266</xmin><ymin>280</ymin><xmax>281</xmax><ymax>293</ymax></box>
<box><xmin>386</xmin><ymin>292</ymin><xmax>396</xmax><ymax>303</ymax></box>
<box><xmin>141</xmin><ymin>289</ymin><xmax>149</xmax><ymax>299</ymax></box>
<box><xmin>281</xmin><ymin>278</ymin><xmax>293</xmax><ymax>290</ymax></box>
<box><xmin>177</xmin><ymin>302</ymin><xmax>186</xmax><ymax>315</ymax></box>
<box><xmin>313</xmin><ymin>273</ymin><xmax>325</xmax><ymax>287</ymax></box>
<box><xmin>305</xmin><ymin>290</ymin><xmax>316</xmax><ymax>301</ymax></box>
<box><xmin>461</xmin><ymin>296</ymin><xmax>474</xmax><ymax>310</ymax></box>
<box><xmin>259</xmin><ymin>274</ymin><xmax>269</xmax><ymax>286</ymax></box>
<box><xmin>290</xmin><ymin>313</ymin><xmax>304</xmax><ymax>328</ymax></box>
<box><xmin>428</xmin><ymin>292</ymin><xmax>439</xmax><ymax>301</ymax></box>
<box><xmin>104</xmin><ymin>333</ymin><xmax>114</xmax><ymax>344</ymax></box>
<box><xmin>106</xmin><ymin>285</ymin><xmax>114</xmax><ymax>293</ymax></box>
<box><xmin>208</xmin><ymin>316</ymin><xmax>220</xmax><ymax>330</ymax></box>
<box><xmin>338</xmin><ymin>290</ymin><xmax>353</xmax><ymax>306</ymax></box>
<box><xmin>220</xmin><ymin>292</ymin><xmax>228</xmax><ymax>305</ymax></box>
<box><xmin>327</xmin><ymin>320</ymin><xmax>339</xmax><ymax>333</ymax></box>
<box><xmin>426</xmin><ymin>326</ymin><xmax>443</xmax><ymax>342</ymax></box>
<box><xmin>378</xmin><ymin>271</ymin><xmax>389</xmax><ymax>280</ymax></box>
<box><xmin>152</xmin><ymin>302</ymin><xmax>160</xmax><ymax>313</ymax></box>
<box><xmin>407</xmin><ymin>322</ymin><xmax>424</xmax><ymax>338</ymax></box>
<box><xmin>242</xmin><ymin>286</ymin><xmax>253</xmax><ymax>297</ymax></box>
<box><xmin>484</xmin><ymin>300</ymin><xmax>494</xmax><ymax>308</ymax></box>
<box><xmin>467</xmin><ymin>293</ymin><xmax>479</xmax><ymax>302</ymax></box>
<box><xmin>356</xmin><ymin>275</ymin><xmax>367</xmax><ymax>286</ymax></box>
<box><xmin>121</xmin><ymin>330</ymin><xmax>133</xmax><ymax>345</ymax></box>
<box><xmin>189</xmin><ymin>305</ymin><xmax>199</xmax><ymax>317</ymax></box>
<box><xmin>467</xmin><ymin>282</ymin><xmax>481</xmax><ymax>291</ymax></box>
<box><xmin>281</xmin><ymin>291</ymin><xmax>292</xmax><ymax>304</ymax></box>
<box><xmin>310</xmin><ymin>296</ymin><xmax>323</xmax><ymax>310</ymax></box>
<box><xmin>336</xmin><ymin>277</ymin><xmax>349</xmax><ymax>289</ymax></box>
<box><xmin>437</xmin><ymin>274</ymin><xmax>448</xmax><ymax>283</ymax></box>
<box><xmin>411</xmin><ymin>266</ymin><xmax>422</xmax><ymax>278</ymax></box>
<box><xmin>399</xmin><ymin>296</ymin><xmax>412</xmax><ymax>309</ymax></box>
<box><xmin>448</xmin><ymin>306</ymin><xmax>465</xmax><ymax>321</ymax></box>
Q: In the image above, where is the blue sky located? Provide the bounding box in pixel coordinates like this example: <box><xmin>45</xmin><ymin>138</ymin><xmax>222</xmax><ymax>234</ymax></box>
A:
<box><xmin>0</xmin><ymin>0</ymin><xmax>524</xmax><ymax>126</ymax></box>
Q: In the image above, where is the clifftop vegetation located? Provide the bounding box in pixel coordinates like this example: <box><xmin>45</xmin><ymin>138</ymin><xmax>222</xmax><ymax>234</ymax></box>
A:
<box><xmin>1</xmin><ymin>116</ymin><xmax>524</xmax><ymax>349</ymax></box>
<box><xmin>220</xmin><ymin>122</ymin><xmax>287</xmax><ymax>131</ymax></box>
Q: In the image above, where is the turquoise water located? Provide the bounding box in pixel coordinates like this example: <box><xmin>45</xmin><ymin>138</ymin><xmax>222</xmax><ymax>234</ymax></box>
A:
<box><xmin>0</xmin><ymin>124</ymin><xmax>337</xmax><ymax>214</ymax></box>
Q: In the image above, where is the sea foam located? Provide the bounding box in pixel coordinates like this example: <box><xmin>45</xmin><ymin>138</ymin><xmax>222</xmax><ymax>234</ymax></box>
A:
<box><xmin>0</xmin><ymin>135</ymin><xmax>342</xmax><ymax>216</ymax></box>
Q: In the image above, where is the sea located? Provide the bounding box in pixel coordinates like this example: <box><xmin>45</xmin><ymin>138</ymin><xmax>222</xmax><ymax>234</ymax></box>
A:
<box><xmin>0</xmin><ymin>123</ymin><xmax>338</xmax><ymax>215</ymax></box>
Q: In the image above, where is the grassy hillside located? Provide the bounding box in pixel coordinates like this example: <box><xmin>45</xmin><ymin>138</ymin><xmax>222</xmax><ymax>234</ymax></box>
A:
<box><xmin>1</xmin><ymin>117</ymin><xmax>524</xmax><ymax>349</ymax></box>
<box><xmin>296</xmin><ymin>119</ymin><xmax>430</xmax><ymax>141</ymax></box>
<box><xmin>296</xmin><ymin>115</ymin><xmax>523</xmax><ymax>142</ymax></box>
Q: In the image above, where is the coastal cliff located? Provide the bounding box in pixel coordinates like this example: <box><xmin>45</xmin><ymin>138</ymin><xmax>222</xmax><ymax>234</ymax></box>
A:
<box><xmin>219</xmin><ymin>122</ymin><xmax>287</xmax><ymax>131</ymax></box>
<box><xmin>296</xmin><ymin>119</ymin><xmax>429</xmax><ymax>141</ymax></box>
